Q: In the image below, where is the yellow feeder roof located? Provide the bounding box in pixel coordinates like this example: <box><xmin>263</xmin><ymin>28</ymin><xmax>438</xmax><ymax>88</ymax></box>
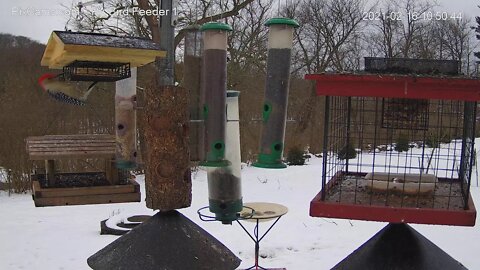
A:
<box><xmin>41</xmin><ymin>31</ymin><xmax>166</xmax><ymax>69</ymax></box>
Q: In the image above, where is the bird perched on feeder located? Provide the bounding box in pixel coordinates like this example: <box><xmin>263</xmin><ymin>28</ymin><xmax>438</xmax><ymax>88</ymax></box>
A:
<box><xmin>38</xmin><ymin>73</ymin><xmax>98</xmax><ymax>106</ymax></box>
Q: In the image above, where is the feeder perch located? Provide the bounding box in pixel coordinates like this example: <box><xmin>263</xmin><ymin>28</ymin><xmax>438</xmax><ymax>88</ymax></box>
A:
<box><xmin>200</xmin><ymin>22</ymin><xmax>232</xmax><ymax>168</ymax></box>
<box><xmin>306</xmin><ymin>59</ymin><xmax>480</xmax><ymax>226</ymax></box>
<box><xmin>254</xmin><ymin>18</ymin><xmax>299</xmax><ymax>169</ymax></box>
<box><xmin>41</xmin><ymin>31</ymin><xmax>166</xmax><ymax>81</ymax></box>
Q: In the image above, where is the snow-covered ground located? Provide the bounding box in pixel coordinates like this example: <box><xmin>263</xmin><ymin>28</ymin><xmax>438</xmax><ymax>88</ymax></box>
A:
<box><xmin>1</xmin><ymin>155</ymin><xmax>480</xmax><ymax>269</ymax></box>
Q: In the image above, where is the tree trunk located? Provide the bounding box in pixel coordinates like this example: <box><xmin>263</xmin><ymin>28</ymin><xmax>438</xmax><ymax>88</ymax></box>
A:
<box><xmin>143</xmin><ymin>85</ymin><xmax>191</xmax><ymax>211</ymax></box>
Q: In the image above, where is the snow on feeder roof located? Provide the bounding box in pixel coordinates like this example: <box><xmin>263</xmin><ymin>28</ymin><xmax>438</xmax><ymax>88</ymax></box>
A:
<box><xmin>41</xmin><ymin>31</ymin><xmax>166</xmax><ymax>69</ymax></box>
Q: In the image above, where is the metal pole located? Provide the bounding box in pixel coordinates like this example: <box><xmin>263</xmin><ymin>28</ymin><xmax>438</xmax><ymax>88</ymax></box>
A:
<box><xmin>158</xmin><ymin>0</ymin><xmax>175</xmax><ymax>86</ymax></box>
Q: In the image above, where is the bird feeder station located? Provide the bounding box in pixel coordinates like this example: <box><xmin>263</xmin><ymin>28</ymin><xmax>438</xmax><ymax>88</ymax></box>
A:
<box><xmin>306</xmin><ymin>58</ymin><xmax>480</xmax><ymax>226</ymax></box>
<box><xmin>30</xmin><ymin>31</ymin><xmax>166</xmax><ymax>206</ymax></box>
<box><xmin>254</xmin><ymin>18</ymin><xmax>299</xmax><ymax>169</ymax></box>
<box><xmin>200</xmin><ymin>22</ymin><xmax>232</xmax><ymax>167</ymax></box>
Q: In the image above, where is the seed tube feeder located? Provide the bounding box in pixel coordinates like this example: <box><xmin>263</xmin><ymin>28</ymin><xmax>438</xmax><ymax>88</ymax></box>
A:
<box><xmin>200</xmin><ymin>22</ymin><xmax>232</xmax><ymax>167</ymax></box>
<box><xmin>207</xmin><ymin>91</ymin><xmax>243</xmax><ymax>224</ymax></box>
<box><xmin>254</xmin><ymin>18</ymin><xmax>299</xmax><ymax>169</ymax></box>
<box><xmin>115</xmin><ymin>68</ymin><xmax>137</xmax><ymax>169</ymax></box>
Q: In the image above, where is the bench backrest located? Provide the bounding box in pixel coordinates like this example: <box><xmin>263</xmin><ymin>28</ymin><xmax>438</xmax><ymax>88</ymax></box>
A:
<box><xmin>26</xmin><ymin>134</ymin><xmax>115</xmax><ymax>160</ymax></box>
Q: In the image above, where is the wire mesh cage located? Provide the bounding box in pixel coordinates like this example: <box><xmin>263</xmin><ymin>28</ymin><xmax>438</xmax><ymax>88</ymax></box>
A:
<box><xmin>63</xmin><ymin>61</ymin><xmax>131</xmax><ymax>82</ymax></box>
<box><xmin>307</xmin><ymin>74</ymin><xmax>480</xmax><ymax>226</ymax></box>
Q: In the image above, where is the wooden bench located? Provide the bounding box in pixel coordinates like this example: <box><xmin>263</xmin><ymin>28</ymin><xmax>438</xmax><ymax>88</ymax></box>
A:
<box><xmin>26</xmin><ymin>134</ymin><xmax>118</xmax><ymax>187</ymax></box>
<box><xmin>26</xmin><ymin>134</ymin><xmax>140</xmax><ymax>207</ymax></box>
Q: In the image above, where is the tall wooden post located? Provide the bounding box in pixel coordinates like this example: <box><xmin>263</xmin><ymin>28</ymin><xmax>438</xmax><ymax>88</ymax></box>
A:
<box><xmin>183</xmin><ymin>26</ymin><xmax>204</xmax><ymax>161</ymax></box>
<box><xmin>144</xmin><ymin>0</ymin><xmax>192</xmax><ymax>210</ymax></box>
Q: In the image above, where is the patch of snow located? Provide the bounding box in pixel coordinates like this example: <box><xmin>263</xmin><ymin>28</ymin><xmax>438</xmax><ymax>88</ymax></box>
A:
<box><xmin>1</xmin><ymin>141</ymin><xmax>480</xmax><ymax>269</ymax></box>
<box><xmin>0</xmin><ymin>168</ymin><xmax>6</xmax><ymax>183</ymax></box>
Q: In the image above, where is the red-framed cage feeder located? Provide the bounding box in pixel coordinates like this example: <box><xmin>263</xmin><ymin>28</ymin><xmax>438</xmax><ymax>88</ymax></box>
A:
<box><xmin>306</xmin><ymin>63</ymin><xmax>480</xmax><ymax>227</ymax></box>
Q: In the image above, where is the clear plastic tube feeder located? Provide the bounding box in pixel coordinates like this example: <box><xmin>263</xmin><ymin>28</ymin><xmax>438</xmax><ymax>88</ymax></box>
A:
<box><xmin>207</xmin><ymin>91</ymin><xmax>243</xmax><ymax>224</ymax></box>
<box><xmin>115</xmin><ymin>67</ymin><xmax>137</xmax><ymax>169</ymax></box>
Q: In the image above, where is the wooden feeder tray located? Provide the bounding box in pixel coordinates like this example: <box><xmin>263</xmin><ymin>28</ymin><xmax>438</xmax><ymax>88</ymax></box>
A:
<box><xmin>26</xmin><ymin>134</ymin><xmax>141</xmax><ymax>207</ymax></box>
<box><xmin>32</xmin><ymin>175</ymin><xmax>140</xmax><ymax>207</ymax></box>
<box><xmin>63</xmin><ymin>61</ymin><xmax>131</xmax><ymax>82</ymax></box>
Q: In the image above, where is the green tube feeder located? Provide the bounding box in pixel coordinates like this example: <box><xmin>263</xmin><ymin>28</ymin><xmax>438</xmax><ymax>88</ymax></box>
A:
<box><xmin>253</xmin><ymin>18</ymin><xmax>299</xmax><ymax>169</ymax></box>
<box><xmin>199</xmin><ymin>22</ymin><xmax>232</xmax><ymax>168</ymax></box>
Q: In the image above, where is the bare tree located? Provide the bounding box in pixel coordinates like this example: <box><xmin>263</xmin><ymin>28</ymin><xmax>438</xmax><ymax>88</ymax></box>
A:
<box><xmin>66</xmin><ymin>0</ymin><xmax>255</xmax><ymax>47</ymax></box>
<box><xmin>371</xmin><ymin>3</ymin><xmax>404</xmax><ymax>58</ymax></box>
<box><xmin>394</xmin><ymin>0</ymin><xmax>437</xmax><ymax>57</ymax></box>
<box><xmin>437</xmin><ymin>18</ymin><xmax>473</xmax><ymax>71</ymax></box>
<box><xmin>291</xmin><ymin>0</ymin><xmax>368</xmax><ymax>74</ymax></box>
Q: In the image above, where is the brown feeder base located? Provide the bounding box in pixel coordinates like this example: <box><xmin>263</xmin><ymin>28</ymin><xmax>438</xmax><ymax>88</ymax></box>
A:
<box><xmin>32</xmin><ymin>179</ymin><xmax>141</xmax><ymax>207</ymax></box>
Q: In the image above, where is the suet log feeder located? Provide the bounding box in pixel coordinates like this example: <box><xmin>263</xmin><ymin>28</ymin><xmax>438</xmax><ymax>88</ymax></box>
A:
<box><xmin>200</xmin><ymin>22</ymin><xmax>232</xmax><ymax>167</ymax></box>
<box><xmin>254</xmin><ymin>18</ymin><xmax>299</xmax><ymax>169</ymax></box>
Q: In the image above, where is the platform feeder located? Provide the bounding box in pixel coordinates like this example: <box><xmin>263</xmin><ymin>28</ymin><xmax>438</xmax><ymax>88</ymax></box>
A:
<box><xmin>306</xmin><ymin>63</ymin><xmax>480</xmax><ymax>226</ymax></box>
<box><xmin>200</xmin><ymin>22</ymin><xmax>232</xmax><ymax>167</ymax></box>
<box><xmin>254</xmin><ymin>18</ymin><xmax>299</xmax><ymax>169</ymax></box>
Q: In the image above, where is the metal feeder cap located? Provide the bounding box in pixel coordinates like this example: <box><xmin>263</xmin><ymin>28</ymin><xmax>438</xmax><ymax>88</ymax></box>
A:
<box><xmin>265</xmin><ymin>17</ymin><xmax>300</xmax><ymax>28</ymax></box>
<box><xmin>201</xmin><ymin>22</ymin><xmax>233</xmax><ymax>32</ymax></box>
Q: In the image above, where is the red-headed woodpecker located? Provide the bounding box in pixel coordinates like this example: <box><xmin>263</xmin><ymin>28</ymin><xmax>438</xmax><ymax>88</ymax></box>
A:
<box><xmin>38</xmin><ymin>74</ymin><xmax>97</xmax><ymax>106</ymax></box>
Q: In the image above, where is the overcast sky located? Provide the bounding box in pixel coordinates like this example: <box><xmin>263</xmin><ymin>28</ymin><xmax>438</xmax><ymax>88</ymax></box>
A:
<box><xmin>0</xmin><ymin>0</ymin><xmax>478</xmax><ymax>44</ymax></box>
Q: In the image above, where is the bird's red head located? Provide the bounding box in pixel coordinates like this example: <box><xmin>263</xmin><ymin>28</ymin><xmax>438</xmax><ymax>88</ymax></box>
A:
<box><xmin>38</xmin><ymin>73</ymin><xmax>57</xmax><ymax>91</ymax></box>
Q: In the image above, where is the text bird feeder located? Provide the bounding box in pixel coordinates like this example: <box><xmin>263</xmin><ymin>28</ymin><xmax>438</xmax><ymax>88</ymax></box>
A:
<box><xmin>254</xmin><ymin>18</ymin><xmax>299</xmax><ymax>169</ymax></box>
<box><xmin>306</xmin><ymin>59</ymin><xmax>480</xmax><ymax>226</ymax></box>
<box><xmin>200</xmin><ymin>22</ymin><xmax>232</xmax><ymax>167</ymax></box>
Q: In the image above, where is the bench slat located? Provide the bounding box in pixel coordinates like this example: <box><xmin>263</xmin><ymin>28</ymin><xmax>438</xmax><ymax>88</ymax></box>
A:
<box><xmin>27</xmin><ymin>148</ymin><xmax>114</xmax><ymax>154</ymax></box>
<box><xmin>27</xmin><ymin>140</ymin><xmax>115</xmax><ymax>145</ymax></box>
<box><xmin>29</xmin><ymin>152</ymin><xmax>116</xmax><ymax>160</ymax></box>
<box><xmin>28</xmin><ymin>145</ymin><xmax>115</xmax><ymax>150</ymax></box>
<box><xmin>26</xmin><ymin>135</ymin><xmax>118</xmax><ymax>160</ymax></box>
<box><xmin>28</xmin><ymin>134</ymin><xmax>113</xmax><ymax>140</ymax></box>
